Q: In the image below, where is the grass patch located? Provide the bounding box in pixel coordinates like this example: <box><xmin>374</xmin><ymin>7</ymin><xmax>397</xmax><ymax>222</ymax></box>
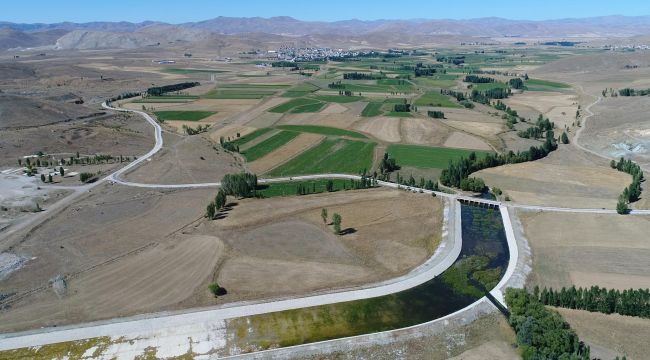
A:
<box><xmin>312</xmin><ymin>95</ymin><xmax>364</xmax><ymax>103</ymax></box>
<box><xmin>291</xmin><ymin>102</ymin><xmax>327</xmax><ymax>113</ymax></box>
<box><xmin>219</xmin><ymin>84</ymin><xmax>291</xmax><ymax>89</ymax></box>
<box><xmin>267</xmin><ymin>139</ymin><xmax>375</xmax><ymax>176</ymax></box>
<box><xmin>132</xmin><ymin>95</ymin><xmax>198</xmax><ymax>103</ymax></box>
<box><xmin>331</xmin><ymin>81</ymin><xmax>415</xmax><ymax>94</ymax></box>
<box><xmin>203</xmin><ymin>89</ymin><xmax>276</xmax><ymax>99</ymax></box>
<box><xmin>269</xmin><ymin>98</ymin><xmax>325</xmax><ymax>113</ymax></box>
<box><xmin>361</xmin><ymin>102</ymin><xmax>383</xmax><ymax>117</ymax></box>
<box><xmin>231</xmin><ymin>128</ymin><xmax>274</xmax><ymax>146</ymax></box>
<box><xmin>282</xmin><ymin>91</ymin><xmax>311</xmax><ymax>98</ymax></box>
<box><xmin>161</xmin><ymin>68</ymin><xmax>228</xmax><ymax>74</ymax></box>
<box><xmin>275</xmin><ymin>125</ymin><xmax>367</xmax><ymax>139</ymax></box>
<box><xmin>283</xmin><ymin>82</ymin><xmax>320</xmax><ymax>98</ymax></box>
<box><xmin>414</xmin><ymin>92</ymin><xmax>460</xmax><ymax>108</ymax></box>
<box><xmin>387</xmin><ymin>144</ymin><xmax>491</xmax><ymax>169</ymax></box>
<box><xmin>153</xmin><ymin>110</ymin><xmax>216</xmax><ymax>121</ymax></box>
<box><xmin>413</xmin><ymin>77</ymin><xmax>457</xmax><ymax>89</ymax></box>
<box><xmin>256</xmin><ymin>179</ymin><xmax>351</xmax><ymax>197</ymax></box>
<box><xmin>473</xmin><ymin>82</ymin><xmax>508</xmax><ymax>91</ymax></box>
<box><xmin>241</xmin><ymin>131</ymin><xmax>299</xmax><ymax>161</ymax></box>
<box><xmin>525</xmin><ymin>78</ymin><xmax>571</xmax><ymax>91</ymax></box>
<box><xmin>387</xmin><ymin>111</ymin><xmax>413</xmax><ymax>117</ymax></box>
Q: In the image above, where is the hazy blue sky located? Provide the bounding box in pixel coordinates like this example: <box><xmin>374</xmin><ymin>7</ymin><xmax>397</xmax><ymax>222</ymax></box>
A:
<box><xmin>3</xmin><ymin>0</ymin><xmax>650</xmax><ymax>23</ymax></box>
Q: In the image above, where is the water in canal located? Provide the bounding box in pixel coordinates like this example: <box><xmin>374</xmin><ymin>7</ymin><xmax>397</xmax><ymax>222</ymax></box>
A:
<box><xmin>224</xmin><ymin>204</ymin><xmax>509</xmax><ymax>350</ymax></box>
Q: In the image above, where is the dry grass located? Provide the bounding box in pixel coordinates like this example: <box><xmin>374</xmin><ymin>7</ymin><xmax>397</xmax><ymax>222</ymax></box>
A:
<box><xmin>475</xmin><ymin>147</ymin><xmax>630</xmax><ymax>208</ymax></box>
<box><xmin>123</xmin><ymin>132</ymin><xmax>243</xmax><ymax>184</ymax></box>
<box><xmin>555</xmin><ymin>307</ymin><xmax>650</xmax><ymax>360</ymax></box>
<box><xmin>520</xmin><ymin>210</ymin><xmax>650</xmax><ymax>290</ymax></box>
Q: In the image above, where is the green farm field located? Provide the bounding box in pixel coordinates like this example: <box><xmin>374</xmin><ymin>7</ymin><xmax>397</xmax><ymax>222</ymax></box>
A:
<box><xmin>231</xmin><ymin>128</ymin><xmax>274</xmax><ymax>146</ymax></box>
<box><xmin>361</xmin><ymin>102</ymin><xmax>383</xmax><ymax>117</ymax></box>
<box><xmin>153</xmin><ymin>111</ymin><xmax>216</xmax><ymax>121</ymax></box>
<box><xmin>414</xmin><ymin>92</ymin><xmax>460</xmax><ymax>108</ymax></box>
<box><xmin>240</xmin><ymin>131</ymin><xmax>299</xmax><ymax>161</ymax></box>
<box><xmin>387</xmin><ymin>144</ymin><xmax>491</xmax><ymax>169</ymax></box>
<box><xmin>312</xmin><ymin>95</ymin><xmax>364</xmax><ymax>103</ymax></box>
<box><xmin>525</xmin><ymin>78</ymin><xmax>571</xmax><ymax>91</ymax></box>
<box><xmin>256</xmin><ymin>179</ymin><xmax>352</xmax><ymax>198</ymax></box>
<box><xmin>473</xmin><ymin>82</ymin><xmax>508</xmax><ymax>91</ymax></box>
<box><xmin>267</xmin><ymin>139</ymin><xmax>375</xmax><ymax>176</ymax></box>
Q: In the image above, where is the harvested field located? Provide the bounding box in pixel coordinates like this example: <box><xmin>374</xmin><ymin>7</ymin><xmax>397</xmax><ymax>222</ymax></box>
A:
<box><xmin>443</xmin><ymin>131</ymin><xmax>492</xmax><ymax>151</ymax></box>
<box><xmin>276</xmin><ymin>124</ymin><xmax>367</xmax><ymax>139</ymax></box>
<box><xmin>520</xmin><ymin>211</ymin><xmax>650</xmax><ymax>291</ymax></box>
<box><xmin>475</xmin><ymin>147</ymin><xmax>630</xmax><ymax>208</ymax></box>
<box><xmin>0</xmin><ymin>235</ymin><xmax>223</xmax><ymax>330</ymax></box>
<box><xmin>555</xmin><ymin>308</ymin><xmax>650</xmax><ymax>360</ymax></box>
<box><xmin>204</xmin><ymin>188</ymin><xmax>444</xmax><ymax>301</ymax></box>
<box><xmin>0</xmin><ymin>185</ymin><xmax>215</xmax><ymax>332</ymax></box>
<box><xmin>277</xmin><ymin>112</ymin><xmax>361</xmax><ymax>130</ymax></box>
<box><xmin>399</xmin><ymin>117</ymin><xmax>453</xmax><ymax>146</ymax></box>
<box><xmin>247</xmin><ymin>133</ymin><xmax>324</xmax><ymax>174</ymax></box>
<box><xmin>208</xmin><ymin>124</ymin><xmax>257</xmax><ymax>144</ymax></box>
<box><xmin>352</xmin><ymin>116</ymin><xmax>401</xmax><ymax>143</ymax></box>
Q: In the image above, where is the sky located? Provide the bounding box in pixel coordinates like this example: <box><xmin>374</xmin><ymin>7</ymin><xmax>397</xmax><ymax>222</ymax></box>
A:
<box><xmin>3</xmin><ymin>0</ymin><xmax>650</xmax><ymax>24</ymax></box>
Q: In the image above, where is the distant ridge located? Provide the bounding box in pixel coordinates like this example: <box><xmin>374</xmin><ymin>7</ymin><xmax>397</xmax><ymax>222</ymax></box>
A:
<box><xmin>3</xmin><ymin>15</ymin><xmax>650</xmax><ymax>50</ymax></box>
<box><xmin>3</xmin><ymin>15</ymin><xmax>650</xmax><ymax>37</ymax></box>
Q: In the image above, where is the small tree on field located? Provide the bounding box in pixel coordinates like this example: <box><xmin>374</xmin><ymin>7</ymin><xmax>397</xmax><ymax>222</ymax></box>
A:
<box><xmin>40</xmin><ymin>174</ymin><xmax>46</xmax><ymax>182</ymax></box>
<box><xmin>560</xmin><ymin>132</ymin><xmax>570</xmax><ymax>144</ymax></box>
<box><xmin>616</xmin><ymin>196</ymin><xmax>629</xmax><ymax>215</ymax></box>
<box><xmin>208</xmin><ymin>283</ymin><xmax>223</xmax><ymax>297</ymax></box>
<box><xmin>215</xmin><ymin>189</ymin><xmax>227</xmax><ymax>210</ymax></box>
<box><xmin>321</xmin><ymin>208</ymin><xmax>328</xmax><ymax>224</ymax></box>
<box><xmin>206</xmin><ymin>202</ymin><xmax>216</xmax><ymax>219</ymax></box>
<box><xmin>326</xmin><ymin>180</ymin><xmax>334</xmax><ymax>192</ymax></box>
<box><xmin>332</xmin><ymin>213</ymin><xmax>342</xmax><ymax>234</ymax></box>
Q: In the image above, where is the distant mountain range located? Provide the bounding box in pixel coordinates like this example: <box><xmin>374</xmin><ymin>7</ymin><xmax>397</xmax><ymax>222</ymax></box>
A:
<box><xmin>2</xmin><ymin>15</ymin><xmax>650</xmax><ymax>50</ymax></box>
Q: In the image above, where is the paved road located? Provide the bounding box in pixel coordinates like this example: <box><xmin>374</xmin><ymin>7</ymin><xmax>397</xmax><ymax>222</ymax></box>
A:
<box><xmin>1</xmin><ymin>99</ymin><xmax>647</xmax><ymax>353</ymax></box>
<box><xmin>0</xmin><ymin>199</ymin><xmax>463</xmax><ymax>350</ymax></box>
<box><xmin>99</xmin><ymin>102</ymin><xmax>650</xmax><ymax>215</ymax></box>
<box><xmin>0</xmin><ymin>103</ymin><xmax>164</xmax><ymax>246</ymax></box>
